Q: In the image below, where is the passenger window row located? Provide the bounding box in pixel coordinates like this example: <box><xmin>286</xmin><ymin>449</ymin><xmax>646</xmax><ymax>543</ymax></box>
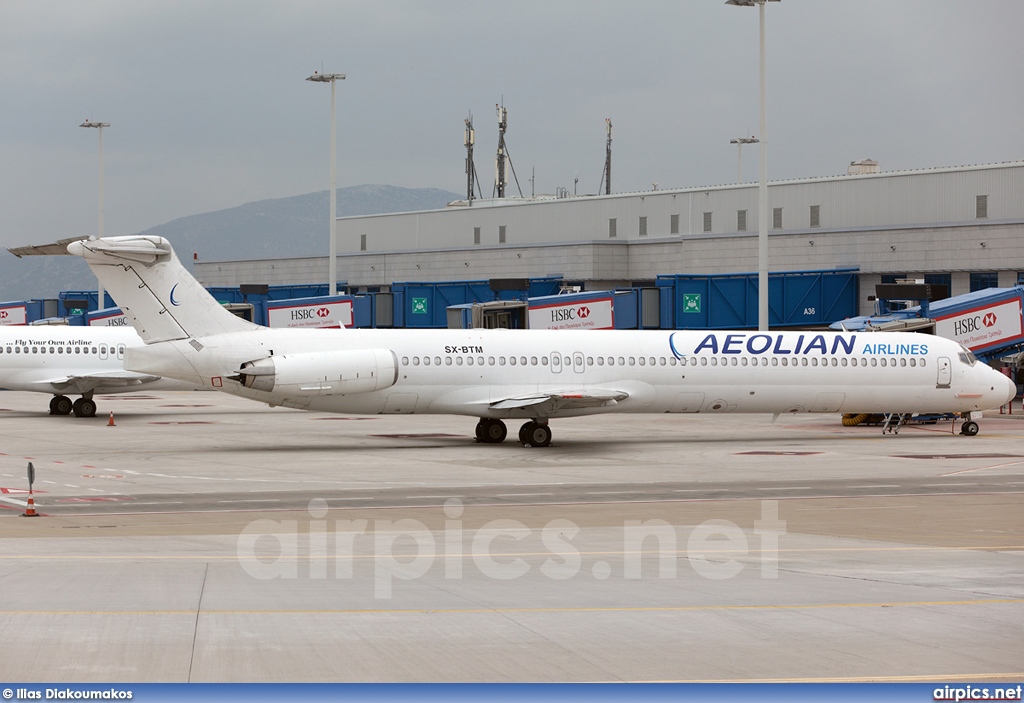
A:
<box><xmin>677</xmin><ymin>356</ymin><xmax>925</xmax><ymax>368</ymax></box>
<box><xmin>400</xmin><ymin>354</ymin><xmax>684</xmax><ymax>368</ymax></box>
<box><xmin>399</xmin><ymin>354</ymin><xmax>926</xmax><ymax>369</ymax></box>
<box><xmin>3</xmin><ymin>344</ymin><xmax>124</xmax><ymax>356</ymax></box>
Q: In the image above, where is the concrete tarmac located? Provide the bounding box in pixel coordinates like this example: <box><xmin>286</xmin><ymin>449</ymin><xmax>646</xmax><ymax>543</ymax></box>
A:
<box><xmin>0</xmin><ymin>390</ymin><xmax>1022</xmax><ymax>682</ymax></box>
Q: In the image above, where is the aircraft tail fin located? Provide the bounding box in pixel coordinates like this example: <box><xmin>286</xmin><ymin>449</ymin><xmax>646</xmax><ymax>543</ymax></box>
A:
<box><xmin>68</xmin><ymin>236</ymin><xmax>257</xmax><ymax>343</ymax></box>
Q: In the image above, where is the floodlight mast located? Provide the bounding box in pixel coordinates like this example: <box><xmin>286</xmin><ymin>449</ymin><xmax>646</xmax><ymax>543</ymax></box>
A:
<box><xmin>80</xmin><ymin>120</ymin><xmax>110</xmax><ymax>310</ymax></box>
<box><xmin>729</xmin><ymin>136</ymin><xmax>759</xmax><ymax>184</ymax></box>
<box><xmin>306</xmin><ymin>71</ymin><xmax>346</xmax><ymax>296</ymax></box>
<box><xmin>726</xmin><ymin>0</ymin><xmax>779</xmax><ymax>331</ymax></box>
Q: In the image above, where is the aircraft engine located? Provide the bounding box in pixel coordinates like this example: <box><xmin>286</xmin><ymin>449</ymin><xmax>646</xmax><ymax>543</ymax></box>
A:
<box><xmin>231</xmin><ymin>349</ymin><xmax>398</xmax><ymax>396</ymax></box>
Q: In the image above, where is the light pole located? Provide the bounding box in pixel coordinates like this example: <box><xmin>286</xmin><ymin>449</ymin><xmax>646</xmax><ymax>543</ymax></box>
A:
<box><xmin>729</xmin><ymin>136</ymin><xmax>759</xmax><ymax>184</ymax></box>
<box><xmin>306</xmin><ymin>71</ymin><xmax>346</xmax><ymax>296</ymax></box>
<box><xmin>726</xmin><ymin>0</ymin><xmax>778</xmax><ymax>331</ymax></box>
<box><xmin>80</xmin><ymin>119</ymin><xmax>110</xmax><ymax>310</ymax></box>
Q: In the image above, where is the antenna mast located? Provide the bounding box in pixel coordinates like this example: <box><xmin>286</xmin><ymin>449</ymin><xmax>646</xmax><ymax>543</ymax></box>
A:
<box><xmin>494</xmin><ymin>103</ymin><xmax>508</xmax><ymax>198</ymax></box>
<box><xmin>464</xmin><ymin>113</ymin><xmax>481</xmax><ymax>203</ymax></box>
<box><xmin>599</xmin><ymin>118</ymin><xmax>613</xmax><ymax>195</ymax></box>
<box><xmin>491</xmin><ymin>102</ymin><xmax>523</xmax><ymax>198</ymax></box>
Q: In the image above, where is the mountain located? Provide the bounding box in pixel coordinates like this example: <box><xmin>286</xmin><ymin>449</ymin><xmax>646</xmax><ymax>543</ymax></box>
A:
<box><xmin>0</xmin><ymin>185</ymin><xmax>460</xmax><ymax>302</ymax></box>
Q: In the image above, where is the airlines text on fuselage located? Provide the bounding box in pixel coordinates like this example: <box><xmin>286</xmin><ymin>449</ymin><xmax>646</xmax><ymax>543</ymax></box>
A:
<box><xmin>672</xmin><ymin>333</ymin><xmax>930</xmax><ymax>358</ymax></box>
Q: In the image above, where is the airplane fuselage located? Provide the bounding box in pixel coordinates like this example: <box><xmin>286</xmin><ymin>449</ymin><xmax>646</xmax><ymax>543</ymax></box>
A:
<box><xmin>60</xmin><ymin>235</ymin><xmax>1016</xmax><ymax>444</ymax></box>
<box><xmin>126</xmin><ymin>326</ymin><xmax>1014</xmax><ymax>419</ymax></box>
<box><xmin>0</xmin><ymin>325</ymin><xmax>193</xmax><ymax>396</ymax></box>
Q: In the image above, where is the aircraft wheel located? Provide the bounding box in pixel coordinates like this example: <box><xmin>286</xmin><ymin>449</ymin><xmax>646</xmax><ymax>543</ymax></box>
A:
<box><xmin>479</xmin><ymin>419</ymin><xmax>507</xmax><ymax>444</ymax></box>
<box><xmin>518</xmin><ymin>422</ymin><xmax>533</xmax><ymax>444</ymax></box>
<box><xmin>51</xmin><ymin>395</ymin><xmax>73</xmax><ymax>416</ymax></box>
<box><xmin>475</xmin><ymin>419</ymin><xmax>487</xmax><ymax>442</ymax></box>
<box><xmin>73</xmin><ymin>398</ymin><xmax>97</xmax><ymax>418</ymax></box>
<box><xmin>960</xmin><ymin>420</ymin><xmax>979</xmax><ymax>436</ymax></box>
<box><xmin>521</xmin><ymin>422</ymin><xmax>552</xmax><ymax>448</ymax></box>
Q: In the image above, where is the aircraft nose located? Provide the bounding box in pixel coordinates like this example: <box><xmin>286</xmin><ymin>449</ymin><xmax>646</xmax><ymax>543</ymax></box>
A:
<box><xmin>1004</xmin><ymin>373</ymin><xmax>1018</xmax><ymax>405</ymax></box>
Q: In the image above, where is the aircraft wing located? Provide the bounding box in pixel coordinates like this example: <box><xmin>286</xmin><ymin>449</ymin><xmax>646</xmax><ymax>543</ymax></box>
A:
<box><xmin>48</xmin><ymin>370</ymin><xmax>162</xmax><ymax>394</ymax></box>
<box><xmin>490</xmin><ymin>389</ymin><xmax>629</xmax><ymax>413</ymax></box>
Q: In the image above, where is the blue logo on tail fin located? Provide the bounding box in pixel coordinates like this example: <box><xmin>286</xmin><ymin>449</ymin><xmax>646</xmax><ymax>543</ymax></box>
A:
<box><xmin>169</xmin><ymin>284</ymin><xmax>180</xmax><ymax>306</ymax></box>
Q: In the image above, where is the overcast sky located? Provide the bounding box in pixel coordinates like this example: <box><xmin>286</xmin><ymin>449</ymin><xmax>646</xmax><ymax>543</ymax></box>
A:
<box><xmin>2</xmin><ymin>0</ymin><xmax>1022</xmax><ymax>247</ymax></box>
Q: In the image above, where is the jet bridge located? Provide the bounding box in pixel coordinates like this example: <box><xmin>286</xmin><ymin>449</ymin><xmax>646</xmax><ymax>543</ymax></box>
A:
<box><xmin>832</xmin><ymin>286</ymin><xmax>1024</xmax><ymax>364</ymax></box>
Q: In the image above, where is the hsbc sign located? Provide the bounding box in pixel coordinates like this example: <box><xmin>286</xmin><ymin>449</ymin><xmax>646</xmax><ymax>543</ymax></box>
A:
<box><xmin>528</xmin><ymin>296</ymin><xmax>614</xmax><ymax>330</ymax></box>
<box><xmin>0</xmin><ymin>305</ymin><xmax>27</xmax><ymax>326</ymax></box>
<box><xmin>268</xmin><ymin>299</ymin><xmax>354</xmax><ymax>329</ymax></box>
<box><xmin>935</xmin><ymin>298</ymin><xmax>1024</xmax><ymax>353</ymax></box>
<box><xmin>88</xmin><ymin>310</ymin><xmax>129</xmax><ymax>326</ymax></box>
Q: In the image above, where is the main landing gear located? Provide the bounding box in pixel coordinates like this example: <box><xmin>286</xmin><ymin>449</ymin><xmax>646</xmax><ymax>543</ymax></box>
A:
<box><xmin>49</xmin><ymin>395</ymin><xmax>73</xmax><ymax>416</ymax></box>
<box><xmin>475</xmin><ymin>418</ymin><xmax>507</xmax><ymax>443</ymax></box>
<box><xmin>518</xmin><ymin>421</ymin><xmax>552</xmax><ymax>448</ymax></box>
<box><xmin>475</xmin><ymin>418</ymin><xmax>553</xmax><ymax>447</ymax></box>
<box><xmin>48</xmin><ymin>394</ymin><xmax>98</xmax><ymax>418</ymax></box>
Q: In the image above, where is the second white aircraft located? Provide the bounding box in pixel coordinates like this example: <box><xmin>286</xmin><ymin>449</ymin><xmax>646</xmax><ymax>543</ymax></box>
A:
<box><xmin>67</xmin><ymin>235</ymin><xmax>1015</xmax><ymax>445</ymax></box>
<box><xmin>0</xmin><ymin>325</ymin><xmax>197</xmax><ymax>417</ymax></box>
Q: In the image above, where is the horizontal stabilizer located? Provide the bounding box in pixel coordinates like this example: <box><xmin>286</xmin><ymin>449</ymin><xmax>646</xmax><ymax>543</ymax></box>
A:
<box><xmin>68</xmin><ymin>236</ymin><xmax>172</xmax><ymax>264</ymax></box>
<box><xmin>7</xmin><ymin>236</ymin><xmax>89</xmax><ymax>258</ymax></box>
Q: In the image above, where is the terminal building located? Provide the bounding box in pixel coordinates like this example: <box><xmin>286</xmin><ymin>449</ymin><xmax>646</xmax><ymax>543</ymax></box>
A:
<box><xmin>194</xmin><ymin>160</ymin><xmax>1024</xmax><ymax>318</ymax></box>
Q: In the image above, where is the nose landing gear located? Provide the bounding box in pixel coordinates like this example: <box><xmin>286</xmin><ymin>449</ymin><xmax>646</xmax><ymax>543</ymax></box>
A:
<box><xmin>960</xmin><ymin>420</ymin><xmax>979</xmax><ymax>436</ymax></box>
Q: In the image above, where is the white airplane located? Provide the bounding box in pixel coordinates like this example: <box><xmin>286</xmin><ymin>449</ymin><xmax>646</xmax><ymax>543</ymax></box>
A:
<box><xmin>0</xmin><ymin>324</ymin><xmax>197</xmax><ymax>417</ymax></box>
<box><xmin>66</xmin><ymin>235</ymin><xmax>1015</xmax><ymax>444</ymax></box>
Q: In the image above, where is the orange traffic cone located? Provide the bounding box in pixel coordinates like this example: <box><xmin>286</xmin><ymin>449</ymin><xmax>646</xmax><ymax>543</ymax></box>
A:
<box><xmin>21</xmin><ymin>492</ymin><xmax>38</xmax><ymax>517</ymax></box>
<box><xmin>108</xmin><ymin>411</ymin><xmax>116</xmax><ymax>427</ymax></box>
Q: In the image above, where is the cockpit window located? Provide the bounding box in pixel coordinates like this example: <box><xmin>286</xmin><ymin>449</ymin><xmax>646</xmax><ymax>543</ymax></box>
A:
<box><xmin>958</xmin><ymin>347</ymin><xmax>978</xmax><ymax>366</ymax></box>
